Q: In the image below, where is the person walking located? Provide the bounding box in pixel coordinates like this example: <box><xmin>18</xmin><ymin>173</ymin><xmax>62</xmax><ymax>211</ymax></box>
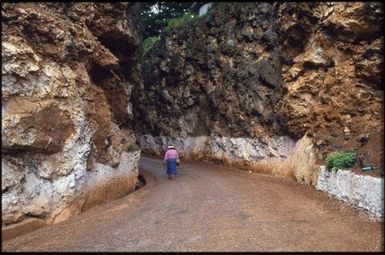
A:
<box><xmin>164</xmin><ymin>145</ymin><xmax>180</xmax><ymax>180</ymax></box>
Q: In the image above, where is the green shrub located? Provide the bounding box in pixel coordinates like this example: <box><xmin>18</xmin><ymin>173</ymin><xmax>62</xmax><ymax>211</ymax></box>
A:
<box><xmin>325</xmin><ymin>151</ymin><xmax>356</xmax><ymax>171</ymax></box>
<box><xmin>166</xmin><ymin>12</ymin><xmax>198</xmax><ymax>29</ymax></box>
<box><xmin>142</xmin><ymin>36</ymin><xmax>160</xmax><ymax>56</ymax></box>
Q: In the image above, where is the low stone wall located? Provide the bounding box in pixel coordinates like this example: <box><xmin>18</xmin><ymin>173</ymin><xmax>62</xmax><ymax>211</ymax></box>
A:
<box><xmin>316</xmin><ymin>166</ymin><xmax>384</xmax><ymax>217</ymax></box>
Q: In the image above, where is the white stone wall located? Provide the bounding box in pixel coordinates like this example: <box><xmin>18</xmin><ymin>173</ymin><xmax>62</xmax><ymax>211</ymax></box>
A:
<box><xmin>138</xmin><ymin>134</ymin><xmax>296</xmax><ymax>161</ymax></box>
<box><xmin>316</xmin><ymin>166</ymin><xmax>384</xmax><ymax>217</ymax></box>
<box><xmin>138</xmin><ymin>134</ymin><xmax>302</xmax><ymax>180</ymax></box>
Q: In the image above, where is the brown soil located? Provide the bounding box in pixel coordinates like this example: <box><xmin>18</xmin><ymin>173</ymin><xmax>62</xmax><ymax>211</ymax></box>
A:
<box><xmin>2</xmin><ymin>155</ymin><xmax>383</xmax><ymax>252</ymax></box>
<box><xmin>355</xmin><ymin>130</ymin><xmax>384</xmax><ymax>178</ymax></box>
<box><xmin>349</xmin><ymin>166</ymin><xmax>382</xmax><ymax>178</ymax></box>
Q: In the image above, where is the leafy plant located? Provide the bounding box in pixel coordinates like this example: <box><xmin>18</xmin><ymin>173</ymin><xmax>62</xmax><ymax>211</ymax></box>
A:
<box><xmin>325</xmin><ymin>151</ymin><xmax>356</xmax><ymax>171</ymax></box>
<box><xmin>141</xmin><ymin>2</ymin><xmax>194</xmax><ymax>39</ymax></box>
<box><xmin>166</xmin><ymin>12</ymin><xmax>198</xmax><ymax>29</ymax></box>
<box><xmin>142</xmin><ymin>36</ymin><xmax>160</xmax><ymax>56</ymax></box>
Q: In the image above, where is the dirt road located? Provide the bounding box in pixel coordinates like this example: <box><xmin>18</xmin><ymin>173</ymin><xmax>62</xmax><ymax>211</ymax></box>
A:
<box><xmin>2</xmin><ymin>155</ymin><xmax>383</xmax><ymax>251</ymax></box>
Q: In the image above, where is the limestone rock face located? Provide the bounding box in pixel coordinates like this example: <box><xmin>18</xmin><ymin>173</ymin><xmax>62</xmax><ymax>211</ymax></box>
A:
<box><xmin>275</xmin><ymin>2</ymin><xmax>384</xmax><ymax>165</ymax></box>
<box><xmin>135</xmin><ymin>2</ymin><xmax>383</xmax><ymax>176</ymax></box>
<box><xmin>2</xmin><ymin>3</ymin><xmax>142</xmax><ymax>229</ymax></box>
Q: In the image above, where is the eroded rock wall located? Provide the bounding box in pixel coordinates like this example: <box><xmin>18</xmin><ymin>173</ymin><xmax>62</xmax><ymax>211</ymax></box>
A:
<box><xmin>135</xmin><ymin>2</ymin><xmax>383</xmax><ymax>182</ymax></box>
<box><xmin>275</xmin><ymin>2</ymin><xmax>384</xmax><ymax>164</ymax></box>
<box><xmin>136</xmin><ymin>3</ymin><xmax>284</xmax><ymax>139</ymax></box>
<box><xmin>2</xmin><ymin>2</ymin><xmax>142</xmax><ymax>231</ymax></box>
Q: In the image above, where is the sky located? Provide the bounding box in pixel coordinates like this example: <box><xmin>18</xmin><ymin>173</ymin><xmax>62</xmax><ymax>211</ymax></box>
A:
<box><xmin>150</xmin><ymin>4</ymin><xmax>160</xmax><ymax>14</ymax></box>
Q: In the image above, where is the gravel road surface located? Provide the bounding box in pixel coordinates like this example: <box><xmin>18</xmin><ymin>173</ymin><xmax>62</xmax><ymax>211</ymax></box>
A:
<box><xmin>2</xmin><ymin>155</ymin><xmax>383</xmax><ymax>252</ymax></box>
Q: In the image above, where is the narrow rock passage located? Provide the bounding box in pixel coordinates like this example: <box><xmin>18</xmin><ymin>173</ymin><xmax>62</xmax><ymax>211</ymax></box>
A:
<box><xmin>2</xmin><ymin>155</ymin><xmax>383</xmax><ymax>252</ymax></box>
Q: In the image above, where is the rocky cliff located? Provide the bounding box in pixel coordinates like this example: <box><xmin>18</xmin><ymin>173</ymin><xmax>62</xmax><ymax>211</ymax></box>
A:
<box><xmin>2</xmin><ymin>2</ymin><xmax>142</xmax><ymax>234</ymax></box>
<box><xmin>136</xmin><ymin>2</ymin><xmax>383</xmax><ymax>182</ymax></box>
<box><xmin>2</xmin><ymin>1</ymin><xmax>383</xmax><ymax>237</ymax></box>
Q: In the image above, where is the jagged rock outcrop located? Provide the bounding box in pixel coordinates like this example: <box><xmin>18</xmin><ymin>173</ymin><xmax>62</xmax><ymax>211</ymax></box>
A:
<box><xmin>2</xmin><ymin>2</ymin><xmax>142</xmax><ymax>235</ymax></box>
<box><xmin>135</xmin><ymin>3</ymin><xmax>295</xmax><ymax>179</ymax></box>
<box><xmin>136</xmin><ymin>3</ymin><xmax>284</xmax><ymax>139</ymax></box>
<box><xmin>275</xmin><ymin>2</ymin><xmax>383</xmax><ymax>162</ymax></box>
<box><xmin>135</xmin><ymin>2</ymin><xmax>383</xmax><ymax>182</ymax></box>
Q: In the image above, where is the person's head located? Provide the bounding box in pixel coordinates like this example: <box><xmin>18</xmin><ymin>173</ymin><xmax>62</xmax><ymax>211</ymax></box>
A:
<box><xmin>168</xmin><ymin>145</ymin><xmax>175</xmax><ymax>150</ymax></box>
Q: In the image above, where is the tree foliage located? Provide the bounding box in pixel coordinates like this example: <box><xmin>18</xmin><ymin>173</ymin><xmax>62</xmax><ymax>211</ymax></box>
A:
<box><xmin>166</xmin><ymin>12</ymin><xmax>197</xmax><ymax>29</ymax></box>
<box><xmin>142</xmin><ymin>36</ymin><xmax>160</xmax><ymax>56</ymax></box>
<box><xmin>140</xmin><ymin>2</ymin><xmax>194</xmax><ymax>39</ymax></box>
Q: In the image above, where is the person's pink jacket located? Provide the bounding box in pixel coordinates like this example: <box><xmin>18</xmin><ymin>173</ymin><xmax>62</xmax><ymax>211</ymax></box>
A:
<box><xmin>164</xmin><ymin>149</ymin><xmax>179</xmax><ymax>160</ymax></box>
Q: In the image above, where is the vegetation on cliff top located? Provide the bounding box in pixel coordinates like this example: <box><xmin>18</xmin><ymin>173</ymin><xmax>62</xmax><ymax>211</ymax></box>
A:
<box><xmin>142</xmin><ymin>36</ymin><xmax>160</xmax><ymax>56</ymax></box>
<box><xmin>140</xmin><ymin>2</ymin><xmax>193</xmax><ymax>39</ymax></box>
<box><xmin>166</xmin><ymin>12</ymin><xmax>199</xmax><ymax>30</ymax></box>
<box><xmin>140</xmin><ymin>3</ymin><xmax>202</xmax><ymax>56</ymax></box>
<box><xmin>326</xmin><ymin>151</ymin><xmax>356</xmax><ymax>171</ymax></box>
